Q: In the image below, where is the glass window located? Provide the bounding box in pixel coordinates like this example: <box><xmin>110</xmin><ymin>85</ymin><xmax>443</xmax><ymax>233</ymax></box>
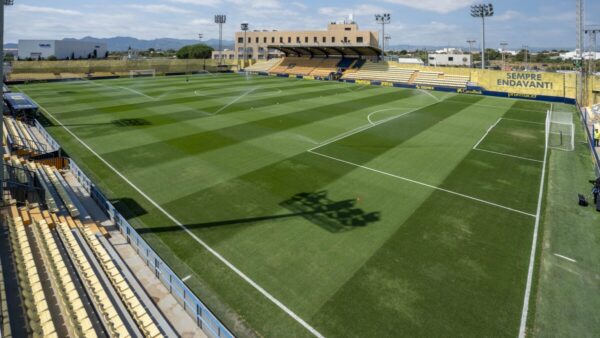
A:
<box><xmin>357</xmin><ymin>37</ymin><xmax>363</xmax><ymax>43</ymax></box>
<box><xmin>332</xmin><ymin>37</ymin><xmax>335</xmax><ymax>43</ymax></box>
<box><xmin>288</xmin><ymin>37</ymin><xmax>291</xmax><ymax>43</ymax></box>
<box><xmin>322</xmin><ymin>36</ymin><xmax>326</xmax><ymax>43</ymax></box>
<box><xmin>238</xmin><ymin>37</ymin><xmax>243</xmax><ymax>43</ymax></box>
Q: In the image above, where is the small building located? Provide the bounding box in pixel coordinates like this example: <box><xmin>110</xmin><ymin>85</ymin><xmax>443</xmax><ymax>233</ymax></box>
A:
<box><xmin>427</xmin><ymin>53</ymin><xmax>472</xmax><ymax>67</ymax></box>
<box><xmin>18</xmin><ymin>40</ymin><xmax>108</xmax><ymax>60</ymax></box>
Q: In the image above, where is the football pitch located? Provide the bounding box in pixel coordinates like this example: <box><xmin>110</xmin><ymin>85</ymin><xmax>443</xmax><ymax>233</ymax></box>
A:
<box><xmin>15</xmin><ymin>73</ymin><xmax>565</xmax><ymax>337</ymax></box>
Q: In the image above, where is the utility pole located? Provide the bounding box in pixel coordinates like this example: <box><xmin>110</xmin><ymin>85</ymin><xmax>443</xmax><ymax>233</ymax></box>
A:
<box><xmin>214</xmin><ymin>14</ymin><xmax>226</xmax><ymax>66</ymax></box>
<box><xmin>471</xmin><ymin>3</ymin><xmax>494</xmax><ymax>70</ymax></box>
<box><xmin>467</xmin><ymin>40</ymin><xmax>476</xmax><ymax>67</ymax></box>
<box><xmin>523</xmin><ymin>45</ymin><xmax>529</xmax><ymax>71</ymax></box>
<box><xmin>1</xmin><ymin>1</ymin><xmax>15</xmax><ymax>202</ymax></box>
<box><xmin>500</xmin><ymin>42</ymin><xmax>508</xmax><ymax>70</ymax></box>
<box><xmin>375</xmin><ymin>13</ymin><xmax>391</xmax><ymax>61</ymax></box>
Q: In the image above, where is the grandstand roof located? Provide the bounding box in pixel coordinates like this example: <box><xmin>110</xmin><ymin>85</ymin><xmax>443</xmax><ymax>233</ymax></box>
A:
<box><xmin>4</xmin><ymin>92</ymin><xmax>38</xmax><ymax>110</ymax></box>
<box><xmin>267</xmin><ymin>45</ymin><xmax>382</xmax><ymax>58</ymax></box>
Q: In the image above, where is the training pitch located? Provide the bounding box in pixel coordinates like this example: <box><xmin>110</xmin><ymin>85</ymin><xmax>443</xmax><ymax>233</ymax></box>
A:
<box><xmin>16</xmin><ymin>73</ymin><xmax>563</xmax><ymax>337</ymax></box>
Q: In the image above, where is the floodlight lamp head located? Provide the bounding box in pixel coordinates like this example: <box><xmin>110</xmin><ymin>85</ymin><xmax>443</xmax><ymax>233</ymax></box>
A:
<box><xmin>4</xmin><ymin>0</ymin><xmax>14</xmax><ymax>5</ymax></box>
<box><xmin>214</xmin><ymin>15</ymin><xmax>226</xmax><ymax>24</ymax></box>
<box><xmin>241</xmin><ymin>22</ymin><xmax>249</xmax><ymax>31</ymax></box>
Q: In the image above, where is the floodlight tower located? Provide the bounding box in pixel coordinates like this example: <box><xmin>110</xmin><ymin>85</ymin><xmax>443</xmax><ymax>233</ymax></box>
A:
<box><xmin>1</xmin><ymin>0</ymin><xmax>14</xmax><ymax>201</ymax></box>
<box><xmin>470</xmin><ymin>3</ymin><xmax>494</xmax><ymax>70</ymax></box>
<box><xmin>375</xmin><ymin>13</ymin><xmax>391</xmax><ymax>60</ymax></box>
<box><xmin>500</xmin><ymin>42</ymin><xmax>508</xmax><ymax>70</ymax></box>
<box><xmin>576</xmin><ymin>0</ymin><xmax>584</xmax><ymax>104</ymax></box>
<box><xmin>585</xmin><ymin>26</ymin><xmax>600</xmax><ymax>77</ymax></box>
<box><xmin>214</xmin><ymin>14</ymin><xmax>226</xmax><ymax>65</ymax></box>
<box><xmin>467</xmin><ymin>40</ymin><xmax>476</xmax><ymax>67</ymax></box>
<box><xmin>241</xmin><ymin>22</ymin><xmax>249</xmax><ymax>65</ymax></box>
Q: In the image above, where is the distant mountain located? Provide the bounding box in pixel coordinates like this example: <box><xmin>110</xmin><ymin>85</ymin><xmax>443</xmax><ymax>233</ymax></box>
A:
<box><xmin>74</xmin><ymin>36</ymin><xmax>234</xmax><ymax>51</ymax></box>
<box><xmin>388</xmin><ymin>44</ymin><xmax>573</xmax><ymax>52</ymax></box>
<box><xmin>3</xmin><ymin>37</ymin><xmax>234</xmax><ymax>52</ymax></box>
<box><xmin>4</xmin><ymin>43</ymin><xmax>17</xmax><ymax>49</ymax></box>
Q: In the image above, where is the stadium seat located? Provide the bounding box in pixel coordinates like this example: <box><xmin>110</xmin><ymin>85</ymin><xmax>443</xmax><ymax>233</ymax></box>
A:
<box><xmin>244</xmin><ymin>58</ymin><xmax>283</xmax><ymax>73</ymax></box>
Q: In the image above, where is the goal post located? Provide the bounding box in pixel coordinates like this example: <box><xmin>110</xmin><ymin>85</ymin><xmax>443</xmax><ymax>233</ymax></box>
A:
<box><xmin>129</xmin><ymin>69</ymin><xmax>156</xmax><ymax>78</ymax></box>
<box><xmin>548</xmin><ymin>109</ymin><xmax>575</xmax><ymax>151</ymax></box>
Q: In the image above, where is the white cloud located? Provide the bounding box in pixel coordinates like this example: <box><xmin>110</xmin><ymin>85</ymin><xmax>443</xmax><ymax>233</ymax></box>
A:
<box><xmin>491</xmin><ymin>10</ymin><xmax>523</xmax><ymax>22</ymax></box>
<box><xmin>13</xmin><ymin>4</ymin><xmax>82</xmax><ymax>16</ymax></box>
<box><xmin>319</xmin><ymin>4</ymin><xmax>387</xmax><ymax>17</ymax></box>
<box><xmin>292</xmin><ymin>2</ymin><xmax>307</xmax><ymax>10</ymax></box>
<box><xmin>168</xmin><ymin>0</ymin><xmax>221</xmax><ymax>7</ymax></box>
<box><xmin>127</xmin><ymin>4</ymin><xmax>188</xmax><ymax>14</ymax></box>
<box><xmin>382</xmin><ymin>0</ymin><xmax>476</xmax><ymax>13</ymax></box>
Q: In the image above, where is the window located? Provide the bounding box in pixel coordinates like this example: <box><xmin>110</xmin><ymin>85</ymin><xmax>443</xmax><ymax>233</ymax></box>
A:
<box><xmin>272</xmin><ymin>37</ymin><xmax>275</xmax><ymax>43</ymax></box>
<box><xmin>314</xmin><ymin>37</ymin><xmax>318</xmax><ymax>43</ymax></box>
<box><xmin>255</xmin><ymin>37</ymin><xmax>259</xmax><ymax>43</ymax></box>
<box><xmin>238</xmin><ymin>37</ymin><xmax>243</xmax><ymax>43</ymax></box>
<box><xmin>345</xmin><ymin>27</ymin><xmax>351</xmax><ymax>31</ymax></box>
<box><xmin>280</xmin><ymin>37</ymin><xmax>283</xmax><ymax>43</ymax></box>
<box><xmin>288</xmin><ymin>37</ymin><xmax>291</xmax><ymax>43</ymax></box>
<box><xmin>248</xmin><ymin>37</ymin><xmax>251</xmax><ymax>43</ymax></box>
<box><xmin>357</xmin><ymin>37</ymin><xmax>363</xmax><ymax>43</ymax></box>
<box><xmin>296</xmin><ymin>37</ymin><xmax>300</xmax><ymax>43</ymax></box>
<box><xmin>448</xmin><ymin>57</ymin><xmax>454</xmax><ymax>62</ymax></box>
<box><xmin>264</xmin><ymin>37</ymin><xmax>267</xmax><ymax>43</ymax></box>
<box><xmin>305</xmin><ymin>37</ymin><xmax>308</xmax><ymax>43</ymax></box>
<box><xmin>332</xmin><ymin>37</ymin><xmax>336</xmax><ymax>43</ymax></box>
<box><xmin>322</xmin><ymin>36</ymin><xmax>326</xmax><ymax>43</ymax></box>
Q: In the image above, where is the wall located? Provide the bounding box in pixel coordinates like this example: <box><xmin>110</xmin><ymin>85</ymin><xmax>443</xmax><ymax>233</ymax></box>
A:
<box><xmin>54</xmin><ymin>40</ymin><xmax>108</xmax><ymax>60</ymax></box>
<box><xmin>388</xmin><ymin>62</ymin><xmax>578</xmax><ymax>100</ymax></box>
<box><xmin>10</xmin><ymin>59</ymin><xmax>237</xmax><ymax>75</ymax></box>
<box><xmin>17</xmin><ymin>40</ymin><xmax>56</xmax><ymax>60</ymax></box>
<box><xmin>427</xmin><ymin>54</ymin><xmax>471</xmax><ymax>67</ymax></box>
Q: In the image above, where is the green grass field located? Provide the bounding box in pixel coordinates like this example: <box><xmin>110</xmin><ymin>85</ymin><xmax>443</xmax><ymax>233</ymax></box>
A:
<box><xmin>14</xmin><ymin>74</ymin><xmax>569</xmax><ymax>337</ymax></box>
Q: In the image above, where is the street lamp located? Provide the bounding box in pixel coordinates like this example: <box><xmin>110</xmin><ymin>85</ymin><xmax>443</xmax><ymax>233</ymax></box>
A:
<box><xmin>500</xmin><ymin>42</ymin><xmax>508</xmax><ymax>70</ymax></box>
<box><xmin>241</xmin><ymin>22</ymin><xmax>249</xmax><ymax>65</ymax></box>
<box><xmin>375</xmin><ymin>13</ymin><xmax>391</xmax><ymax>61</ymax></box>
<box><xmin>214</xmin><ymin>14</ymin><xmax>226</xmax><ymax>65</ymax></box>
<box><xmin>470</xmin><ymin>3</ymin><xmax>494</xmax><ymax>70</ymax></box>
<box><xmin>467</xmin><ymin>40</ymin><xmax>476</xmax><ymax>67</ymax></box>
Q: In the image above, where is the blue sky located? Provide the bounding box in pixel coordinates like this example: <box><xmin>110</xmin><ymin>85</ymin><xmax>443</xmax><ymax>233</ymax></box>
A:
<box><xmin>6</xmin><ymin>0</ymin><xmax>599</xmax><ymax>48</ymax></box>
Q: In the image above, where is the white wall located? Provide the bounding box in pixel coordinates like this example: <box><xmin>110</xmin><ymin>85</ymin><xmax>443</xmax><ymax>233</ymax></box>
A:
<box><xmin>427</xmin><ymin>54</ymin><xmax>471</xmax><ymax>67</ymax></box>
<box><xmin>18</xmin><ymin>40</ymin><xmax>56</xmax><ymax>60</ymax></box>
<box><xmin>17</xmin><ymin>40</ymin><xmax>107</xmax><ymax>60</ymax></box>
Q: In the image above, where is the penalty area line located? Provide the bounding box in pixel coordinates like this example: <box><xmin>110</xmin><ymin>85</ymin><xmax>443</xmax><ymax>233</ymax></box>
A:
<box><xmin>553</xmin><ymin>253</ymin><xmax>577</xmax><ymax>263</ymax></box>
<box><xmin>27</xmin><ymin>96</ymin><xmax>326</xmax><ymax>338</ymax></box>
<box><xmin>308</xmin><ymin>149</ymin><xmax>536</xmax><ymax>218</ymax></box>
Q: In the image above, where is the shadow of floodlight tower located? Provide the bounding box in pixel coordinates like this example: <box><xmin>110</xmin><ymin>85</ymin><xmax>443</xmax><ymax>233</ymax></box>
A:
<box><xmin>1</xmin><ymin>0</ymin><xmax>15</xmax><ymax>200</ymax></box>
<box><xmin>470</xmin><ymin>3</ymin><xmax>494</xmax><ymax>70</ymax></box>
<box><xmin>375</xmin><ymin>13</ymin><xmax>391</xmax><ymax>61</ymax></box>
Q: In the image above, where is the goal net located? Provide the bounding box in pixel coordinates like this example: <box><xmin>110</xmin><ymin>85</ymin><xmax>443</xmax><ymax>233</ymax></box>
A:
<box><xmin>548</xmin><ymin>108</ymin><xmax>575</xmax><ymax>151</ymax></box>
<box><xmin>130</xmin><ymin>69</ymin><xmax>156</xmax><ymax>78</ymax></box>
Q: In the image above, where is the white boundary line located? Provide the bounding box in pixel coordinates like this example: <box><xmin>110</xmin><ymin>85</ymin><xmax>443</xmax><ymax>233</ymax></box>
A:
<box><xmin>518</xmin><ymin>111</ymin><xmax>550</xmax><ymax>338</ymax></box>
<box><xmin>308</xmin><ymin>149</ymin><xmax>536</xmax><ymax>218</ymax></box>
<box><xmin>310</xmin><ymin>100</ymin><xmax>442</xmax><ymax>152</ymax></box>
<box><xmin>22</xmin><ymin>92</ymin><xmax>326</xmax><ymax>338</ymax></box>
<box><xmin>213</xmin><ymin>88</ymin><xmax>257</xmax><ymax>115</ymax></box>
<box><xmin>553</xmin><ymin>253</ymin><xmax>577</xmax><ymax>263</ymax></box>
<box><xmin>473</xmin><ymin>118</ymin><xmax>501</xmax><ymax>149</ymax></box>
<box><xmin>501</xmin><ymin>117</ymin><xmax>545</xmax><ymax>125</ymax></box>
<box><xmin>473</xmin><ymin>148</ymin><xmax>543</xmax><ymax>163</ymax></box>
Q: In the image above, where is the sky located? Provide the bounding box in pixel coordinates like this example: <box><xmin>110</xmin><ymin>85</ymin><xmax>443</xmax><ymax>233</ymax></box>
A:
<box><xmin>5</xmin><ymin>0</ymin><xmax>600</xmax><ymax>49</ymax></box>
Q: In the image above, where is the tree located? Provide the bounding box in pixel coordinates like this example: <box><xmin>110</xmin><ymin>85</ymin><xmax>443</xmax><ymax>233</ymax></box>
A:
<box><xmin>47</xmin><ymin>55</ymin><xmax>57</xmax><ymax>61</ymax></box>
<box><xmin>71</xmin><ymin>52</ymin><xmax>75</xmax><ymax>60</ymax></box>
<box><xmin>176</xmin><ymin>44</ymin><xmax>214</xmax><ymax>59</ymax></box>
<box><xmin>105</xmin><ymin>51</ymin><xmax>109</xmax><ymax>59</ymax></box>
<box><xmin>93</xmin><ymin>49</ymin><xmax>98</xmax><ymax>58</ymax></box>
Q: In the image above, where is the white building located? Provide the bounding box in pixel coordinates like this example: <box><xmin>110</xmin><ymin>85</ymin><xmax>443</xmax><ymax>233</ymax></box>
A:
<box><xmin>18</xmin><ymin>40</ymin><xmax>108</xmax><ymax>60</ymax></box>
<box><xmin>559</xmin><ymin>50</ymin><xmax>600</xmax><ymax>60</ymax></box>
<box><xmin>428</xmin><ymin>53</ymin><xmax>472</xmax><ymax>67</ymax></box>
<box><xmin>396</xmin><ymin>57</ymin><xmax>424</xmax><ymax>65</ymax></box>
